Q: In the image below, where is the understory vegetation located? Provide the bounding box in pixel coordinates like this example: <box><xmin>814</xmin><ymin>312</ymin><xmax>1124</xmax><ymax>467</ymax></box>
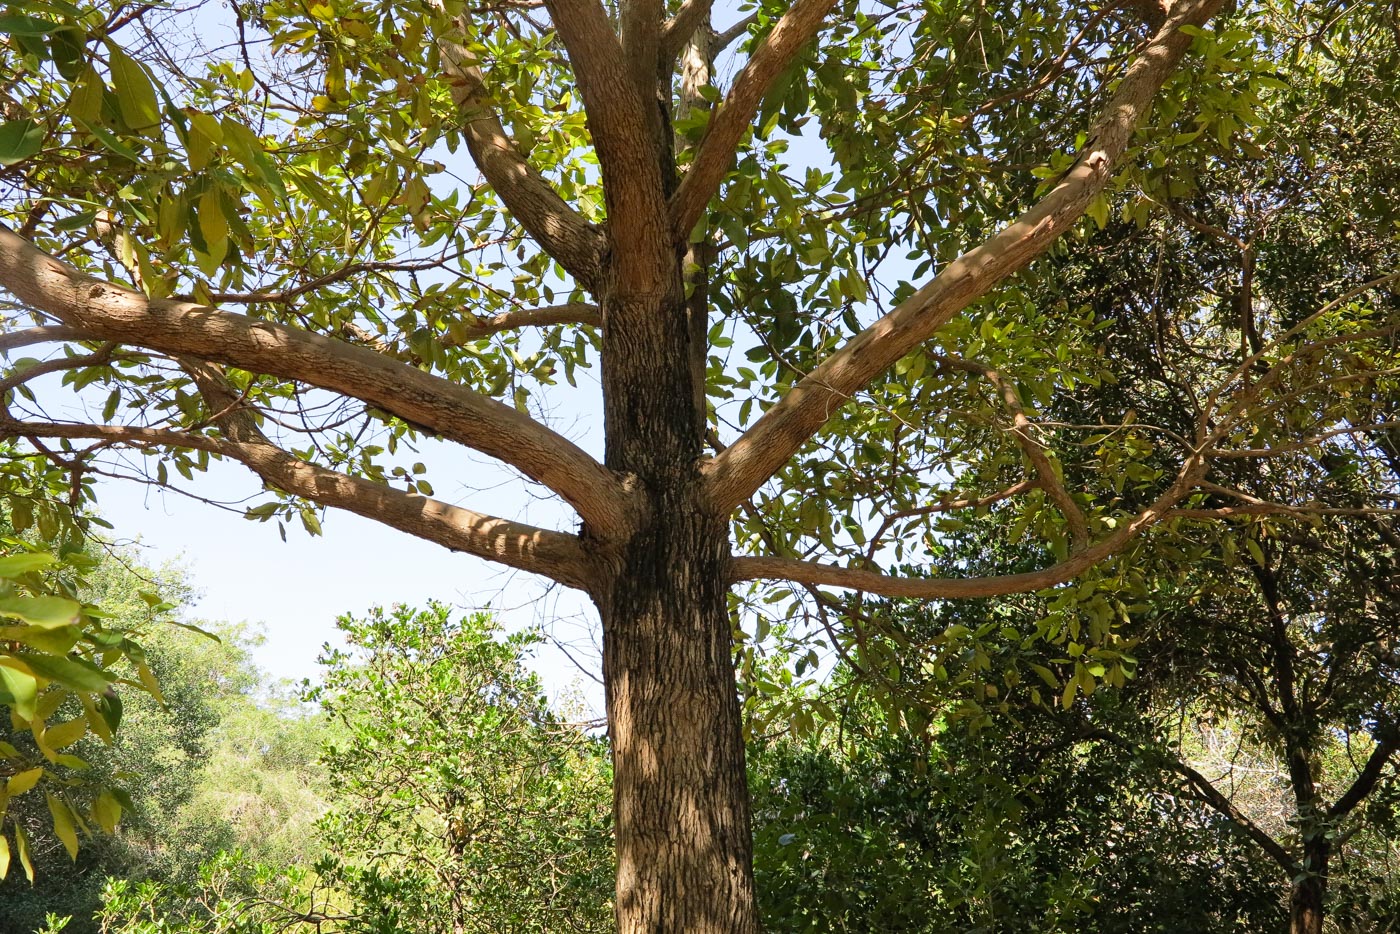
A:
<box><xmin>0</xmin><ymin>545</ymin><xmax>1395</xmax><ymax>933</ymax></box>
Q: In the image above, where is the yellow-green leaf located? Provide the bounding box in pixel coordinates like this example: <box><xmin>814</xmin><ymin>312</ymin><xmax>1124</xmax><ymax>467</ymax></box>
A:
<box><xmin>94</xmin><ymin>789</ymin><xmax>122</xmax><ymax>833</ymax></box>
<box><xmin>1060</xmin><ymin>675</ymin><xmax>1078</xmax><ymax>710</ymax></box>
<box><xmin>47</xmin><ymin>793</ymin><xmax>79</xmax><ymax>860</ymax></box>
<box><xmin>0</xmin><ymin>553</ymin><xmax>54</xmax><ymax>578</ymax></box>
<box><xmin>21</xmin><ymin>653</ymin><xmax>111</xmax><ymax>692</ymax></box>
<box><xmin>7</xmin><ymin>767</ymin><xmax>43</xmax><ymax>796</ymax></box>
<box><xmin>0</xmin><ymin>833</ymin><xmax>9</xmax><ymax>879</ymax></box>
<box><xmin>198</xmin><ymin>186</ymin><xmax>228</xmax><ymax>249</ymax></box>
<box><xmin>0</xmin><ymin>595</ymin><xmax>80</xmax><ymax>628</ymax></box>
<box><xmin>36</xmin><ymin>689</ymin><xmax>72</xmax><ymax>723</ymax></box>
<box><xmin>0</xmin><ymin>625</ymin><xmax>81</xmax><ymax>655</ymax></box>
<box><xmin>15</xmin><ymin>825</ymin><xmax>33</xmax><ymax>882</ymax></box>
<box><xmin>43</xmin><ymin>716</ymin><xmax>87</xmax><ymax>751</ymax></box>
<box><xmin>137</xmin><ymin>662</ymin><xmax>166</xmax><ymax>705</ymax></box>
<box><xmin>0</xmin><ymin>662</ymin><xmax>38</xmax><ymax>721</ymax></box>
<box><xmin>187</xmin><ymin>110</ymin><xmax>224</xmax><ymax>143</ymax></box>
<box><xmin>68</xmin><ymin>65</ymin><xmax>105</xmax><ymax>124</ymax></box>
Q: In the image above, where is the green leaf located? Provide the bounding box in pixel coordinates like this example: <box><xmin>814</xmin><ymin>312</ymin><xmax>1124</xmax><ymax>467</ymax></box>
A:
<box><xmin>94</xmin><ymin>691</ymin><xmax>122</xmax><ymax>735</ymax></box>
<box><xmin>0</xmin><ymin>595</ymin><xmax>80</xmax><ymax>628</ymax></box>
<box><xmin>106</xmin><ymin>43</ymin><xmax>161</xmax><ymax>129</ymax></box>
<box><xmin>72</xmin><ymin>115</ymin><xmax>140</xmax><ymax>161</ymax></box>
<box><xmin>0</xmin><ymin>662</ymin><xmax>38</xmax><ymax>720</ymax></box>
<box><xmin>0</xmin><ymin>120</ymin><xmax>44</xmax><ymax>166</ymax></box>
<box><xmin>20</xmin><ymin>653</ymin><xmax>112</xmax><ymax>692</ymax></box>
<box><xmin>0</xmin><ymin>553</ymin><xmax>56</xmax><ymax>577</ymax></box>
<box><xmin>0</xmin><ymin>14</ymin><xmax>61</xmax><ymax>36</ymax></box>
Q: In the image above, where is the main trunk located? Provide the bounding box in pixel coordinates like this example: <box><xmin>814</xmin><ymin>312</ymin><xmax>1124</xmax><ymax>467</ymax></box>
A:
<box><xmin>595</xmin><ymin>278</ymin><xmax>759</xmax><ymax>932</ymax></box>
<box><xmin>1288</xmin><ymin>840</ymin><xmax>1330</xmax><ymax>934</ymax></box>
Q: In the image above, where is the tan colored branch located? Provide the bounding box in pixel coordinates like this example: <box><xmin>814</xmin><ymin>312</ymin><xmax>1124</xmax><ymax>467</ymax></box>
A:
<box><xmin>0</xmin><ymin>325</ymin><xmax>95</xmax><ymax>352</ymax></box>
<box><xmin>669</xmin><ymin>0</ymin><xmax>839</xmax><ymax>241</ymax></box>
<box><xmin>661</xmin><ymin>0</ymin><xmax>718</xmax><ymax>60</ymax></box>
<box><xmin>731</xmin><ymin>451</ymin><xmax>1207</xmax><ymax>598</ymax></box>
<box><xmin>0</xmin><ymin>341</ymin><xmax>115</xmax><ymax>396</ymax></box>
<box><xmin>713</xmin><ymin>13</ymin><xmax>758</xmax><ymax>51</ymax></box>
<box><xmin>545</xmin><ymin>0</ymin><xmax>673</xmax><ymax>294</ymax></box>
<box><xmin>439</xmin><ymin>39</ymin><xmax>606</xmax><ymax>290</ymax></box>
<box><xmin>0</xmin><ymin>411</ymin><xmax>595</xmax><ymax>590</ymax></box>
<box><xmin>0</xmin><ymin>225</ymin><xmax>637</xmax><ymax>540</ymax></box>
<box><xmin>450</xmin><ymin>302</ymin><xmax>601</xmax><ymax>342</ymax></box>
<box><xmin>704</xmin><ymin>0</ymin><xmax>1225</xmax><ymax>514</ymax></box>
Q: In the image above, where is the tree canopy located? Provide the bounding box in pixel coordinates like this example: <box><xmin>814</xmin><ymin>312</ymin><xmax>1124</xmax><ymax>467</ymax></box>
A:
<box><xmin>2</xmin><ymin>0</ymin><xmax>1397</xmax><ymax>929</ymax></box>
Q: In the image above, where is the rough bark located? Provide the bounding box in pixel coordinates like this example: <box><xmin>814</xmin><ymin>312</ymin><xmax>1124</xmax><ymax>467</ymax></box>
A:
<box><xmin>1289</xmin><ymin>840</ymin><xmax>1330</xmax><ymax>934</ymax></box>
<box><xmin>595</xmin><ymin>277</ymin><xmax>758</xmax><ymax>933</ymax></box>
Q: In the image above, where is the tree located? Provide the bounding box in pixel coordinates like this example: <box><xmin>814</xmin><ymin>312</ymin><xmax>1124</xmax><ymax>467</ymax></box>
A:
<box><xmin>0</xmin><ymin>551</ymin><xmax>317</xmax><ymax>934</ymax></box>
<box><xmin>1</xmin><ymin>0</ymin><xmax>1394</xmax><ymax>928</ymax></box>
<box><xmin>310</xmin><ymin>604</ymin><xmax>613</xmax><ymax>933</ymax></box>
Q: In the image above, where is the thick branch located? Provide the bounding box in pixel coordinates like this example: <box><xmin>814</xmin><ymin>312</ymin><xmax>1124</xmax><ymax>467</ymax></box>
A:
<box><xmin>0</xmin><ymin>341</ymin><xmax>115</xmax><ymax>396</ymax></box>
<box><xmin>1329</xmin><ymin>733</ymin><xmax>1398</xmax><ymax>820</ymax></box>
<box><xmin>714</xmin><ymin>13</ymin><xmax>758</xmax><ymax>51</ymax></box>
<box><xmin>545</xmin><ymin>0</ymin><xmax>672</xmax><ymax>292</ymax></box>
<box><xmin>0</xmin><ymin>225</ymin><xmax>637</xmax><ymax>539</ymax></box>
<box><xmin>704</xmin><ymin>0</ymin><xmax>1224</xmax><ymax>513</ymax></box>
<box><xmin>0</xmin><ymin>325</ymin><xmax>95</xmax><ymax>353</ymax></box>
<box><xmin>0</xmin><ymin>413</ymin><xmax>595</xmax><ymax>589</ymax></box>
<box><xmin>452</xmin><ymin>302</ymin><xmax>601</xmax><ymax>341</ymax></box>
<box><xmin>661</xmin><ymin>0</ymin><xmax>718</xmax><ymax>60</ymax></box>
<box><xmin>620</xmin><ymin>0</ymin><xmax>664</xmax><ymax>97</ymax></box>
<box><xmin>439</xmin><ymin>40</ymin><xmax>605</xmax><ymax>289</ymax></box>
<box><xmin>669</xmin><ymin>0</ymin><xmax>839</xmax><ymax>240</ymax></box>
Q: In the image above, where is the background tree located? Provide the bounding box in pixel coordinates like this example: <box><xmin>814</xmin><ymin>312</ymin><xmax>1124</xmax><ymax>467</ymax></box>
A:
<box><xmin>309</xmin><ymin>604</ymin><xmax>614</xmax><ymax>934</ymax></box>
<box><xmin>2</xmin><ymin>0</ymin><xmax>1395</xmax><ymax>928</ymax></box>
<box><xmin>0</xmin><ymin>545</ymin><xmax>321</xmax><ymax>934</ymax></box>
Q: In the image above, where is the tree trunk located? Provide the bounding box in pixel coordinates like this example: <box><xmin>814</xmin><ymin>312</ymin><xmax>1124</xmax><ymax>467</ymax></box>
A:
<box><xmin>1289</xmin><ymin>840</ymin><xmax>1330</xmax><ymax>934</ymax></box>
<box><xmin>595</xmin><ymin>278</ymin><xmax>759</xmax><ymax>932</ymax></box>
